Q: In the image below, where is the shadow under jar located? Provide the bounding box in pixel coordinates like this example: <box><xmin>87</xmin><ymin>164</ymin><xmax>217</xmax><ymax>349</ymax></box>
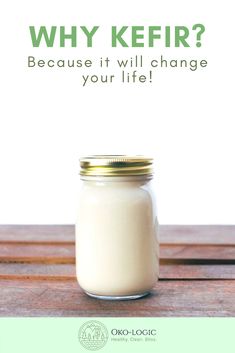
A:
<box><xmin>76</xmin><ymin>155</ymin><xmax>159</xmax><ymax>300</ymax></box>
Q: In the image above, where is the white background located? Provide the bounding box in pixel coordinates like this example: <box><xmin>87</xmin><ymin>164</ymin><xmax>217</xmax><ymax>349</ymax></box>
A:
<box><xmin>0</xmin><ymin>0</ymin><xmax>234</xmax><ymax>224</ymax></box>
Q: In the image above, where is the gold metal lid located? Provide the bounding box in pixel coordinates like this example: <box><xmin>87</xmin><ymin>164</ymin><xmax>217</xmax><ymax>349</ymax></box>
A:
<box><xmin>80</xmin><ymin>155</ymin><xmax>154</xmax><ymax>177</ymax></box>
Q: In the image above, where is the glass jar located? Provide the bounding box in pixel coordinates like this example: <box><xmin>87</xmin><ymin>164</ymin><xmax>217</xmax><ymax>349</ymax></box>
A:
<box><xmin>76</xmin><ymin>155</ymin><xmax>159</xmax><ymax>300</ymax></box>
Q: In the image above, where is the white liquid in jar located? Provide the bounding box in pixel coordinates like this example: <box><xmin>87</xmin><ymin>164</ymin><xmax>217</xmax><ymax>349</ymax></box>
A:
<box><xmin>76</xmin><ymin>177</ymin><xmax>159</xmax><ymax>298</ymax></box>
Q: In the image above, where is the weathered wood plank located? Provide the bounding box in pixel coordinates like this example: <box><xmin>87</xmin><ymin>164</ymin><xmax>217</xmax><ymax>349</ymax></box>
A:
<box><xmin>159</xmin><ymin>264</ymin><xmax>235</xmax><ymax>279</ymax></box>
<box><xmin>0</xmin><ymin>225</ymin><xmax>234</xmax><ymax>245</ymax></box>
<box><xmin>0</xmin><ymin>263</ymin><xmax>75</xmax><ymax>279</ymax></box>
<box><xmin>159</xmin><ymin>225</ymin><xmax>235</xmax><ymax>244</ymax></box>
<box><xmin>0</xmin><ymin>243</ymin><xmax>234</xmax><ymax>264</ymax></box>
<box><xmin>160</xmin><ymin>244</ymin><xmax>235</xmax><ymax>259</ymax></box>
<box><xmin>0</xmin><ymin>279</ymin><xmax>234</xmax><ymax>317</ymax></box>
<box><xmin>0</xmin><ymin>244</ymin><xmax>75</xmax><ymax>263</ymax></box>
<box><xmin>0</xmin><ymin>225</ymin><xmax>74</xmax><ymax>243</ymax></box>
<box><xmin>0</xmin><ymin>244</ymin><xmax>234</xmax><ymax>263</ymax></box>
<box><xmin>0</xmin><ymin>263</ymin><xmax>234</xmax><ymax>280</ymax></box>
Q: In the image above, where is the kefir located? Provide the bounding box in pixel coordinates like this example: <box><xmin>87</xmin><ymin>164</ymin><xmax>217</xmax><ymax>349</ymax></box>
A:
<box><xmin>76</xmin><ymin>156</ymin><xmax>158</xmax><ymax>300</ymax></box>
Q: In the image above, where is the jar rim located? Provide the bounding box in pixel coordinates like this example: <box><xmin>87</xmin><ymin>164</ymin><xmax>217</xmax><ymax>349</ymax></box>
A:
<box><xmin>80</xmin><ymin>155</ymin><xmax>154</xmax><ymax>177</ymax></box>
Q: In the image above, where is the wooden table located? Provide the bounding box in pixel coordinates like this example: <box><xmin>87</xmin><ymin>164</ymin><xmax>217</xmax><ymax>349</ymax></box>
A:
<box><xmin>0</xmin><ymin>225</ymin><xmax>234</xmax><ymax>317</ymax></box>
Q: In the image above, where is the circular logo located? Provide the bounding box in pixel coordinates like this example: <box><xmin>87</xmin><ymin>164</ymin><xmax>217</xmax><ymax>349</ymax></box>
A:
<box><xmin>78</xmin><ymin>320</ymin><xmax>109</xmax><ymax>350</ymax></box>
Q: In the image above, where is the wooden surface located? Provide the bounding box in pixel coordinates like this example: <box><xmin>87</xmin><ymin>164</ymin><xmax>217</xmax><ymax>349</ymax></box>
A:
<box><xmin>0</xmin><ymin>225</ymin><xmax>234</xmax><ymax>317</ymax></box>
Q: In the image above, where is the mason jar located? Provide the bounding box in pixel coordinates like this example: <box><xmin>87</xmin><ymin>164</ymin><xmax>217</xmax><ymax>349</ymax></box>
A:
<box><xmin>76</xmin><ymin>155</ymin><xmax>159</xmax><ymax>300</ymax></box>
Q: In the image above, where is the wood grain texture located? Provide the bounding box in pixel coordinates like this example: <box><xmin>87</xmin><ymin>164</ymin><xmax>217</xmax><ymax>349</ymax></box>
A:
<box><xmin>0</xmin><ymin>279</ymin><xmax>234</xmax><ymax>317</ymax></box>
<box><xmin>160</xmin><ymin>244</ymin><xmax>235</xmax><ymax>259</ymax></box>
<box><xmin>0</xmin><ymin>225</ymin><xmax>234</xmax><ymax>244</ymax></box>
<box><xmin>0</xmin><ymin>263</ymin><xmax>75</xmax><ymax>279</ymax></box>
<box><xmin>0</xmin><ymin>244</ymin><xmax>234</xmax><ymax>264</ymax></box>
<box><xmin>159</xmin><ymin>225</ymin><xmax>235</xmax><ymax>244</ymax></box>
<box><xmin>159</xmin><ymin>264</ymin><xmax>235</xmax><ymax>279</ymax></box>
<box><xmin>0</xmin><ymin>225</ymin><xmax>74</xmax><ymax>243</ymax></box>
<box><xmin>0</xmin><ymin>225</ymin><xmax>234</xmax><ymax>317</ymax></box>
<box><xmin>0</xmin><ymin>243</ymin><xmax>75</xmax><ymax>263</ymax></box>
<box><xmin>0</xmin><ymin>263</ymin><xmax>234</xmax><ymax>280</ymax></box>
